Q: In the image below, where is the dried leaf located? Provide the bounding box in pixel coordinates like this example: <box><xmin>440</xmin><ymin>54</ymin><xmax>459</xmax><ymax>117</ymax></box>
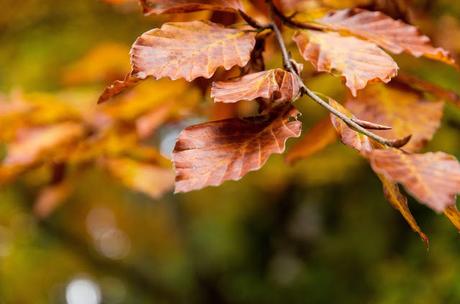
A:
<box><xmin>318</xmin><ymin>9</ymin><xmax>455</xmax><ymax>66</ymax></box>
<box><xmin>285</xmin><ymin>117</ymin><xmax>337</xmax><ymax>165</ymax></box>
<box><xmin>444</xmin><ymin>205</ymin><xmax>460</xmax><ymax>232</ymax></box>
<box><xmin>211</xmin><ymin>69</ymin><xmax>300</xmax><ymax>103</ymax></box>
<box><xmin>104</xmin><ymin>158</ymin><xmax>175</xmax><ymax>199</ymax></box>
<box><xmin>34</xmin><ymin>182</ymin><xmax>73</xmax><ymax>219</ymax></box>
<box><xmin>329</xmin><ymin>98</ymin><xmax>373</xmax><ymax>154</ymax></box>
<box><xmin>369</xmin><ymin>149</ymin><xmax>460</xmax><ymax>213</ymax></box>
<box><xmin>378</xmin><ymin>174</ymin><xmax>429</xmax><ymax>245</ymax></box>
<box><xmin>293</xmin><ymin>30</ymin><xmax>398</xmax><ymax>96</ymax></box>
<box><xmin>98</xmin><ymin>74</ymin><xmax>140</xmax><ymax>104</ymax></box>
<box><xmin>173</xmin><ymin>106</ymin><xmax>302</xmax><ymax>192</ymax></box>
<box><xmin>131</xmin><ymin>21</ymin><xmax>256</xmax><ymax>82</ymax></box>
<box><xmin>140</xmin><ymin>0</ymin><xmax>243</xmax><ymax>15</ymax></box>
<box><xmin>346</xmin><ymin>85</ymin><xmax>444</xmax><ymax>152</ymax></box>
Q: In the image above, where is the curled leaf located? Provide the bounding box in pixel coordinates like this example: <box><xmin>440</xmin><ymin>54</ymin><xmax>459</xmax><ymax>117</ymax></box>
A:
<box><xmin>318</xmin><ymin>9</ymin><xmax>455</xmax><ymax>66</ymax></box>
<box><xmin>444</xmin><ymin>205</ymin><xmax>460</xmax><ymax>232</ymax></box>
<box><xmin>211</xmin><ymin>69</ymin><xmax>300</xmax><ymax>103</ymax></box>
<box><xmin>131</xmin><ymin>21</ymin><xmax>256</xmax><ymax>82</ymax></box>
<box><xmin>379</xmin><ymin>174</ymin><xmax>429</xmax><ymax>245</ymax></box>
<box><xmin>293</xmin><ymin>30</ymin><xmax>398</xmax><ymax>96</ymax></box>
<box><xmin>173</xmin><ymin>106</ymin><xmax>302</xmax><ymax>192</ymax></box>
<box><xmin>369</xmin><ymin>149</ymin><xmax>460</xmax><ymax>213</ymax></box>
<box><xmin>140</xmin><ymin>0</ymin><xmax>244</xmax><ymax>15</ymax></box>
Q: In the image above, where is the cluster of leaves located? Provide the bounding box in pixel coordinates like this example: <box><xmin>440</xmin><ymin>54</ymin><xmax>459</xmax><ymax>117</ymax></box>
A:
<box><xmin>2</xmin><ymin>0</ymin><xmax>460</xmax><ymax>243</ymax></box>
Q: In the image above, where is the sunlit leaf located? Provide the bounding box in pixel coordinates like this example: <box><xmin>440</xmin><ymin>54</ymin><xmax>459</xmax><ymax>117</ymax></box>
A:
<box><xmin>369</xmin><ymin>149</ymin><xmax>460</xmax><ymax>213</ymax></box>
<box><xmin>318</xmin><ymin>9</ymin><xmax>456</xmax><ymax>66</ymax></box>
<box><xmin>131</xmin><ymin>21</ymin><xmax>256</xmax><ymax>82</ymax></box>
<box><xmin>444</xmin><ymin>205</ymin><xmax>460</xmax><ymax>232</ymax></box>
<box><xmin>173</xmin><ymin>105</ymin><xmax>302</xmax><ymax>192</ymax></box>
<box><xmin>211</xmin><ymin>69</ymin><xmax>300</xmax><ymax>104</ymax></box>
<box><xmin>293</xmin><ymin>30</ymin><xmax>398</xmax><ymax>96</ymax></box>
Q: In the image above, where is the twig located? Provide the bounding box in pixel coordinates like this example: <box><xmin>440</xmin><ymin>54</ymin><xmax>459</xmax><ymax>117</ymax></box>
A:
<box><xmin>265</xmin><ymin>10</ymin><xmax>409</xmax><ymax>147</ymax></box>
<box><xmin>266</xmin><ymin>0</ymin><xmax>326</xmax><ymax>31</ymax></box>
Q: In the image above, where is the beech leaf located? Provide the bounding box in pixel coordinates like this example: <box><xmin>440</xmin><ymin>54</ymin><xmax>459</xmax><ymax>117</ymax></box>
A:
<box><xmin>139</xmin><ymin>0</ymin><xmax>244</xmax><ymax>15</ymax></box>
<box><xmin>211</xmin><ymin>68</ymin><xmax>301</xmax><ymax>104</ymax></box>
<box><xmin>173</xmin><ymin>106</ymin><xmax>302</xmax><ymax>193</ymax></box>
<box><xmin>293</xmin><ymin>30</ymin><xmax>398</xmax><ymax>96</ymax></box>
<box><xmin>369</xmin><ymin>149</ymin><xmax>460</xmax><ymax>213</ymax></box>
<box><xmin>285</xmin><ymin>117</ymin><xmax>337</xmax><ymax>165</ymax></box>
<box><xmin>131</xmin><ymin>21</ymin><xmax>256</xmax><ymax>82</ymax></box>
<box><xmin>444</xmin><ymin>205</ymin><xmax>460</xmax><ymax>232</ymax></box>
<box><xmin>346</xmin><ymin>85</ymin><xmax>444</xmax><ymax>152</ymax></box>
<box><xmin>318</xmin><ymin>9</ymin><xmax>455</xmax><ymax>66</ymax></box>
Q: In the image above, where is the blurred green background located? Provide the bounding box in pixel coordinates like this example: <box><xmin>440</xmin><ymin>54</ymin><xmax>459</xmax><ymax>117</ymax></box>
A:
<box><xmin>1</xmin><ymin>0</ymin><xmax>460</xmax><ymax>303</ymax></box>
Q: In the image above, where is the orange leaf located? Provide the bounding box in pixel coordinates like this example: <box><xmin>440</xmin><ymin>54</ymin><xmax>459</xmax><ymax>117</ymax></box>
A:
<box><xmin>131</xmin><ymin>21</ymin><xmax>256</xmax><ymax>82</ymax></box>
<box><xmin>329</xmin><ymin>98</ymin><xmax>373</xmax><ymax>154</ymax></box>
<box><xmin>293</xmin><ymin>30</ymin><xmax>398</xmax><ymax>96</ymax></box>
<box><xmin>98</xmin><ymin>74</ymin><xmax>140</xmax><ymax>104</ymax></box>
<box><xmin>173</xmin><ymin>106</ymin><xmax>302</xmax><ymax>192</ymax></box>
<box><xmin>211</xmin><ymin>69</ymin><xmax>300</xmax><ymax>103</ymax></box>
<box><xmin>346</xmin><ymin>85</ymin><xmax>444</xmax><ymax>152</ymax></box>
<box><xmin>285</xmin><ymin>117</ymin><xmax>337</xmax><ymax>165</ymax></box>
<box><xmin>318</xmin><ymin>9</ymin><xmax>455</xmax><ymax>66</ymax></box>
<box><xmin>34</xmin><ymin>182</ymin><xmax>73</xmax><ymax>219</ymax></box>
<box><xmin>444</xmin><ymin>205</ymin><xmax>460</xmax><ymax>232</ymax></box>
<box><xmin>140</xmin><ymin>0</ymin><xmax>243</xmax><ymax>15</ymax></box>
<box><xmin>104</xmin><ymin>158</ymin><xmax>175</xmax><ymax>199</ymax></box>
<box><xmin>369</xmin><ymin>149</ymin><xmax>460</xmax><ymax>213</ymax></box>
<box><xmin>378</xmin><ymin>174</ymin><xmax>429</xmax><ymax>245</ymax></box>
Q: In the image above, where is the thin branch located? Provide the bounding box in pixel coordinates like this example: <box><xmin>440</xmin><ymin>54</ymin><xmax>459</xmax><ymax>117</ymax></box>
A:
<box><xmin>267</xmin><ymin>18</ymin><xmax>410</xmax><ymax>148</ymax></box>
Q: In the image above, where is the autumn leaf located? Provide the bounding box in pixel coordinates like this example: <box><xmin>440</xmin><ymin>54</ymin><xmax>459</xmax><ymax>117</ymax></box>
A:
<box><xmin>173</xmin><ymin>105</ymin><xmax>301</xmax><ymax>193</ymax></box>
<box><xmin>211</xmin><ymin>69</ymin><xmax>300</xmax><ymax>104</ymax></box>
<box><xmin>34</xmin><ymin>181</ymin><xmax>73</xmax><ymax>219</ymax></box>
<box><xmin>444</xmin><ymin>205</ymin><xmax>460</xmax><ymax>232</ymax></box>
<box><xmin>285</xmin><ymin>117</ymin><xmax>337</xmax><ymax>165</ymax></box>
<box><xmin>317</xmin><ymin>9</ymin><xmax>455</xmax><ymax>66</ymax></box>
<box><xmin>378</xmin><ymin>174</ymin><xmax>429</xmax><ymax>245</ymax></box>
<box><xmin>131</xmin><ymin>21</ymin><xmax>256</xmax><ymax>82</ymax></box>
<box><xmin>104</xmin><ymin>157</ymin><xmax>175</xmax><ymax>199</ymax></box>
<box><xmin>369</xmin><ymin>149</ymin><xmax>460</xmax><ymax>213</ymax></box>
<box><xmin>140</xmin><ymin>0</ymin><xmax>244</xmax><ymax>15</ymax></box>
<box><xmin>328</xmin><ymin>98</ymin><xmax>374</xmax><ymax>154</ymax></box>
<box><xmin>3</xmin><ymin>123</ymin><xmax>85</xmax><ymax>167</ymax></box>
<box><xmin>293</xmin><ymin>30</ymin><xmax>398</xmax><ymax>96</ymax></box>
<box><xmin>346</xmin><ymin>85</ymin><xmax>444</xmax><ymax>152</ymax></box>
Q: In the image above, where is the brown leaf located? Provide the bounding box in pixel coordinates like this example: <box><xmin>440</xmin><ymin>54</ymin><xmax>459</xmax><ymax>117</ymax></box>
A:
<box><xmin>444</xmin><ymin>205</ymin><xmax>460</xmax><ymax>232</ymax></box>
<box><xmin>211</xmin><ymin>69</ymin><xmax>300</xmax><ymax>104</ymax></box>
<box><xmin>318</xmin><ymin>9</ymin><xmax>455</xmax><ymax>66</ymax></box>
<box><xmin>173</xmin><ymin>105</ymin><xmax>302</xmax><ymax>192</ymax></box>
<box><xmin>369</xmin><ymin>149</ymin><xmax>460</xmax><ymax>213</ymax></box>
<box><xmin>285</xmin><ymin>117</ymin><xmax>337</xmax><ymax>165</ymax></box>
<box><xmin>140</xmin><ymin>0</ymin><xmax>243</xmax><ymax>15</ymax></box>
<box><xmin>346</xmin><ymin>85</ymin><xmax>444</xmax><ymax>152</ymax></box>
<box><xmin>293</xmin><ymin>30</ymin><xmax>398</xmax><ymax>96</ymax></box>
<box><xmin>34</xmin><ymin>182</ymin><xmax>73</xmax><ymax>219</ymax></box>
<box><xmin>329</xmin><ymin>98</ymin><xmax>374</xmax><ymax>154</ymax></box>
<box><xmin>104</xmin><ymin>158</ymin><xmax>175</xmax><ymax>199</ymax></box>
<box><xmin>98</xmin><ymin>74</ymin><xmax>140</xmax><ymax>104</ymax></box>
<box><xmin>131</xmin><ymin>21</ymin><xmax>256</xmax><ymax>82</ymax></box>
<box><xmin>378</xmin><ymin>174</ymin><xmax>429</xmax><ymax>245</ymax></box>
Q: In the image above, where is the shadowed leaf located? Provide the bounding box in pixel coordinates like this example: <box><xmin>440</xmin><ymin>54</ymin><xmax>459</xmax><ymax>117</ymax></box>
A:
<box><xmin>173</xmin><ymin>106</ymin><xmax>302</xmax><ymax>192</ymax></box>
<box><xmin>140</xmin><ymin>0</ymin><xmax>243</xmax><ymax>15</ymax></box>
<box><xmin>211</xmin><ymin>69</ymin><xmax>300</xmax><ymax>103</ymax></box>
<box><xmin>318</xmin><ymin>9</ymin><xmax>455</xmax><ymax>66</ymax></box>
<box><xmin>378</xmin><ymin>174</ymin><xmax>429</xmax><ymax>245</ymax></box>
<box><xmin>369</xmin><ymin>149</ymin><xmax>460</xmax><ymax>213</ymax></box>
<box><xmin>285</xmin><ymin>117</ymin><xmax>337</xmax><ymax>165</ymax></box>
<box><xmin>131</xmin><ymin>21</ymin><xmax>256</xmax><ymax>82</ymax></box>
<box><xmin>293</xmin><ymin>30</ymin><xmax>398</xmax><ymax>96</ymax></box>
